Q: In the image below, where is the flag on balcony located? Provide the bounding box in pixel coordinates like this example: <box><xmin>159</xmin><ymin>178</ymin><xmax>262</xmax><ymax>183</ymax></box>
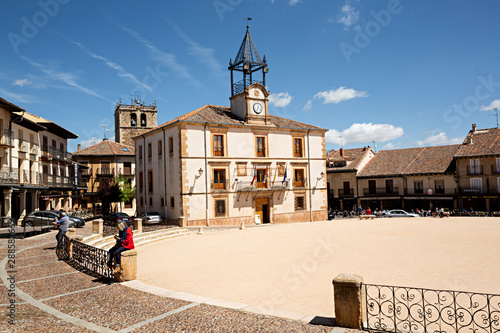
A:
<box><xmin>250</xmin><ymin>166</ymin><xmax>257</xmax><ymax>185</ymax></box>
<box><xmin>282</xmin><ymin>163</ymin><xmax>287</xmax><ymax>184</ymax></box>
<box><xmin>272</xmin><ymin>165</ymin><xmax>277</xmax><ymax>185</ymax></box>
<box><xmin>264</xmin><ymin>166</ymin><xmax>269</xmax><ymax>183</ymax></box>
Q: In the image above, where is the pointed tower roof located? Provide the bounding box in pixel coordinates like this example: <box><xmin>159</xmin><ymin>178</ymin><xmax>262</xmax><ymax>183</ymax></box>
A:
<box><xmin>233</xmin><ymin>27</ymin><xmax>265</xmax><ymax>68</ymax></box>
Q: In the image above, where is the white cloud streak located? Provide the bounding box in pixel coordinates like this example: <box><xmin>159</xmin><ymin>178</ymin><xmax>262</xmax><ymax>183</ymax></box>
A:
<box><xmin>326</xmin><ymin>123</ymin><xmax>404</xmax><ymax>145</ymax></box>
<box><xmin>269</xmin><ymin>92</ymin><xmax>293</xmax><ymax>107</ymax></box>
<box><xmin>479</xmin><ymin>99</ymin><xmax>500</xmax><ymax>111</ymax></box>
<box><xmin>68</xmin><ymin>39</ymin><xmax>153</xmax><ymax>92</ymax></box>
<box><xmin>12</xmin><ymin>78</ymin><xmax>46</xmax><ymax>89</ymax></box>
<box><xmin>0</xmin><ymin>88</ymin><xmax>35</xmax><ymax>104</ymax></box>
<box><xmin>22</xmin><ymin>57</ymin><xmax>113</xmax><ymax>103</ymax></box>
<box><xmin>120</xmin><ymin>25</ymin><xmax>203</xmax><ymax>88</ymax></box>
<box><xmin>337</xmin><ymin>1</ymin><xmax>360</xmax><ymax>30</ymax></box>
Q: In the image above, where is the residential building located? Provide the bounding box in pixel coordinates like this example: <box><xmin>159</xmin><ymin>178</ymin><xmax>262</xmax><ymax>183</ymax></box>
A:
<box><xmin>72</xmin><ymin>139</ymin><xmax>136</xmax><ymax>215</ymax></box>
<box><xmin>455</xmin><ymin>124</ymin><xmax>500</xmax><ymax>211</ymax></box>
<box><xmin>356</xmin><ymin>145</ymin><xmax>460</xmax><ymax>211</ymax></box>
<box><xmin>134</xmin><ymin>27</ymin><xmax>327</xmax><ymax>226</ymax></box>
<box><xmin>0</xmin><ymin>97</ymin><xmax>81</xmax><ymax>223</ymax></box>
<box><xmin>326</xmin><ymin>147</ymin><xmax>375</xmax><ymax>212</ymax></box>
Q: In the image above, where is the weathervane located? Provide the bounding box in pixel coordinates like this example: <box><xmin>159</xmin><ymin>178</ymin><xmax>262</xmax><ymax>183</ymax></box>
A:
<box><xmin>244</xmin><ymin>17</ymin><xmax>252</xmax><ymax>29</ymax></box>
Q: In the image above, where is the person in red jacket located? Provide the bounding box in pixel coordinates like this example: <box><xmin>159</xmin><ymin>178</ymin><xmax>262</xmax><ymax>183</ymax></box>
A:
<box><xmin>106</xmin><ymin>221</ymin><xmax>134</xmax><ymax>273</ymax></box>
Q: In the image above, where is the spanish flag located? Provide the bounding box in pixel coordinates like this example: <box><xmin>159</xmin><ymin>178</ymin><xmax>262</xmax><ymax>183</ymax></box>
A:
<box><xmin>250</xmin><ymin>166</ymin><xmax>257</xmax><ymax>185</ymax></box>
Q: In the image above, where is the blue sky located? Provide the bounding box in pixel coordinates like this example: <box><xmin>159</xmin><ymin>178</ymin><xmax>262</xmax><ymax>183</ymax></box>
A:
<box><xmin>2</xmin><ymin>0</ymin><xmax>500</xmax><ymax>152</ymax></box>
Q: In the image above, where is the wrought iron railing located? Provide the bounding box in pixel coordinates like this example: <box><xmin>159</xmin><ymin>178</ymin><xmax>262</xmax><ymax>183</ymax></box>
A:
<box><xmin>71</xmin><ymin>238</ymin><xmax>113</xmax><ymax>279</ymax></box>
<box><xmin>364</xmin><ymin>283</ymin><xmax>500</xmax><ymax>333</ymax></box>
<box><xmin>363</xmin><ymin>187</ymin><xmax>400</xmax><ymax>196</ymax></box>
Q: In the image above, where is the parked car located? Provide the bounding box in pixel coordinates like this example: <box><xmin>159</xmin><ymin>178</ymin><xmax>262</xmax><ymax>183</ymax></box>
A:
<box><xmin>139</xmin><ymin>211</ymin><xmax>161</xmax><ymax>224</ymax></box>
<box><xmin>103</xmin><ymin>212</ymin><xmax>132</xmax><ymax>225</ymax></box>
<box><xmin>385</xmin><ymin>210</ymin><xmax>420</xmax><ymax>218</ymax></box>
<box><xmin>23</xmin><ymin>210</ymin><xmax>85</xmax><ymax>228</ymax></box>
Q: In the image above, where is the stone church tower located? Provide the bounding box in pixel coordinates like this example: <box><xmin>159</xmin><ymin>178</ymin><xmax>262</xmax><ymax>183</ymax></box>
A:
<box><xmin>114</xmin><ymin>98</ymin><xmax>157</xmax><ymax>146</ymax></box>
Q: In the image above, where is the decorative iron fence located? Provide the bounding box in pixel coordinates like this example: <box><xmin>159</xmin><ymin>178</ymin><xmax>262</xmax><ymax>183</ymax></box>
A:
<box><xmin>71</xmin><ymin>238</ymin><xmax>113</xmax><ymax>279</ymax></box>
<box><xmin>364</xmin><ymin>283</ymin><xmax>500</xmax><ymax>333</ymax></box>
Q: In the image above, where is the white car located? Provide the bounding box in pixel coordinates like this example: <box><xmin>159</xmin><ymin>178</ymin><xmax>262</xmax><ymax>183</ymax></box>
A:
<box><xmin>140</xmin><ymin>212</ymin><xmax>161</xmax><ymax>224</ymax></box>
<box><xmin>385</xmin><ymin>210</ymin><xmax>420</xmax><ymax>218</ymax></box>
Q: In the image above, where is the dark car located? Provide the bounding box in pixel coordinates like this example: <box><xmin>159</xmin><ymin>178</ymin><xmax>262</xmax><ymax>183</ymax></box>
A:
<box><xmin>103</xmin><ymin>212</ymin><xmax>132</xmax><ymax>225</ymax></box>
<box><xmin>23</xmin><ymin>210</ymin><xmax>85</xmax><ymax>228</ymax></box>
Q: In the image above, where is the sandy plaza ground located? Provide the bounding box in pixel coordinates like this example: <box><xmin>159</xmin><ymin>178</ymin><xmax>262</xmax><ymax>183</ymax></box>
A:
<box><xmin>137</xmin><ymin>217</ymin><xmax>500</xmax><ymax>318</ymax></box>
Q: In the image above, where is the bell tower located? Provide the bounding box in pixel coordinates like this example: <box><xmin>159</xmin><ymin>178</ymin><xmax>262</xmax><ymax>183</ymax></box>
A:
<box><xmin>228</xmin><ymin>23</ymin><xmax>270</xmax><ymax>125</ymax></box>
<box><xmin>114</xmin><ymin>97</ymin><xmax>157</xmax><ymax>146</ymax></box>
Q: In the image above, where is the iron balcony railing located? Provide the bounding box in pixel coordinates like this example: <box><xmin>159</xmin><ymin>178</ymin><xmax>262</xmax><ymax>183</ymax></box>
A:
<box><xmin>364</xmin><ymin>283</ymin><xmax>500</xmax><ymax>333</ymax></box>
<box><xmin>467</xmin><ymin>165</ymin><xmax>483</xmax><ymax>175</ymax></box>
<box><xmin>211</xmin><ymin>181</ymin><xmax>230</xmax><ymax>191</ymax></box>
<box><xmin>30</xmin><ymin>142</ymin><xmax>39</xmax><ymax>154</ymax></box>
<box><xmin>119</xmin><ymin>168</ymin><xmax>134</xmax><ymax>175</ymax></box>
<box><xmin>404</xmin><ymin>188</ymin><xmax>450</xmax><ymax>195</ymax></box>
<box><xmin>0</xmin><ymin>167</ymin><xmax>18</xmax><ymax>183</ymax></box>
<box><xmin>41</xmin><ymin>174</ymin><xmax>74</xmax><ymax>187</ymax></box>
<box><xmin>96</xmin><ymin>167</ymin><xmax>115</xmax><ymax>176</ymax></box>
<box><xmin>235</xmin><ymin>180</ymin><xmax>287</xmax><ymax>191</ymax></box>
<box><xmin>338</xmin><ymin>188</ymin><xmax>354</xmax><ymax>197</ymax></box>
<box><xmin>364</xmin><ymin>187</ymin><xmax>399</xmax><ymax>196</ymax></box>
<box><xmin>292</xmin><ymin>178</ymin><xmax>307</xmax><ymax>189</ymax></box>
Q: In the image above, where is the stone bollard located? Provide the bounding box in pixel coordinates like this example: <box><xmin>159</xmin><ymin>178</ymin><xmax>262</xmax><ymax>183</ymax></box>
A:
<box><xmin>92</xmin><ymin>219</ymin><xmax>103</xmax><ymax>237</ymax></box>
<box><xmin>240</xmin><ymin>222</ymin><xmax>245</xmax><ymax>230</ymax></box>
<box><xmin>68</xmin><ymin>235</ymin><xmax>83</xmax><ymax>260</ymax></box>
<box><xmin>332</xmin><ymin>274</ymin><xmax>364</xmax><ymax>330</ymax></box>
<box><xmin>179</xmin><ymin>216</ymin><xmax>187</xmax><ymax>228</ymax></box>
<box><xmin>114</xmin><ymin>249</ymin><xmax>137</xmax><ymax>282</ymax></box>
<box><xmin>66</xmin><ymin>228</ymin><xmax>76</xmax><ymax>237</ymax></box>
<box><xmin>133</xmin><ymin>218</ymin><xmax>142</xmax><ymax>233</ymax></box>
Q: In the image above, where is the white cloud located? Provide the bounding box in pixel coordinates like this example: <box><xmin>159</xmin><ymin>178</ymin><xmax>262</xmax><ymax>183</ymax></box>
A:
<box><xmin>269</xmin><ymin>92</ymin><xmax>293</xmax><ymax>107</ymax></box>
<box><xmin>416</xmin><ymin>132</ymin><xmax>463</xmax><ymax>146</ymax></box>
<box><xmin>12</xmin><ymin>78</ymin><xmax>46</xmax><ymax>89</ymax></box>
<box><xmin>0</xmin><ymin>88</ymin><xmax>35</xmax><ymax>104</ymax></box>
<box><xmin>303</xmin><ymin>100</ymin><xmax>313</xmax><ymax>111</ymax></box>
<box><xmin>68</xmin><ymin>39</ymin><xmax>153</xmax><ymax>92</ymax></box>
<box><xmin>479</xmin><ymin>99</ymin><xmax>500</xmax><ymax>111</ymax></box>
<box><xmin>383</xmin><ymin>142</ymin><xmax>395</xmax><ymax>149</ymax></box>
<box><xmin>79</xmin><ymin>137</ymin><xmax>100</xmax><ymax>149</ymax></box>
<box><xmin>313</xmin><ymin>87</ymin><xmax>368</xmax><ymax>105</ymax></box>
<box><xmin>289</xmin><ymin>0</ymin><xmax>300</xmax><ymax>5</ymax></box>
<box><xmin>337</xmin><ymin>1</ymin><xmax>359</xmax><ymax>30</ymax></box>
<box><xmin>326</xmin><ymin>123</ymin><xmax>404</xmax><ymax>145</ymax></box>
<box><xmin>22</xmin><ymin>57</ymin><xmax>113</xmax><ymax>103</ymax></box>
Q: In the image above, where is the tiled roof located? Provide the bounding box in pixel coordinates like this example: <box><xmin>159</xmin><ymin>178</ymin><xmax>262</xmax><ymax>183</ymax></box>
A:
<box><xmin>137</xmin><ymin>105</ymin><xmax>327</xmax><ymax>137</ymax></box>
<box><xmin>358</xmin><ymin>145</ymin><xmax>460</xmax><ymax>177</ymax></box>
<box><xmin>327</xmin><ymin>147</ymin><xmax>372</xmax><ymax>171</ymax></box>
<box><xmin>455</xmin><ymin>127</ymin><xmax>500</xmax><ymax>157</ymax></box>
<box><xmin>13</xmin><ymin>110</ymin><xmax>78</xmax><ymax>139</ymax></box>
<box><xmin>72</xmin><ymin>139</ymin><xmax>135</xmax><ymax>156</ymax></box>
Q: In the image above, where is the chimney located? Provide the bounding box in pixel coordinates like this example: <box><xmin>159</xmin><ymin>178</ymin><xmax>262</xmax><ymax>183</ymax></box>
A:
<box><xmin>339</xmin><ymin>148</ymin><xmax>344</xmax><ymax>158</ymax></box>
<box><xmin>77</xmin><ymin>144</ymin><xmax>81</xmax><ymax>151</ymax></box>
<box><xmin>472</xmin><ymin>123</ymin><xmax>476</xmax><ymax>132</ymax></box>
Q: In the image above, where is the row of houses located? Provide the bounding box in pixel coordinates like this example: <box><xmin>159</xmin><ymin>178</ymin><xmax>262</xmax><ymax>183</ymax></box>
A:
<box><xmin>327</xmin><ymin>124</ymin><xmax>500</xmax><ymax>213</ymax></box>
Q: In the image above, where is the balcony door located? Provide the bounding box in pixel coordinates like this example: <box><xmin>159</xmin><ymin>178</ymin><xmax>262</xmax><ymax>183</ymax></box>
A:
<box><xmin>470</xmin><ymin>178</ymin><xmax>482</xmax><ymax>192</ymax></box>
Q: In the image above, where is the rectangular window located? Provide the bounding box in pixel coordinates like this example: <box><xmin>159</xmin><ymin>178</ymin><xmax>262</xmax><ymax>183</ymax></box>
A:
<box><xmin>414</xmin><ymin>181</ymin><xmax>423</xmax><ymax>194</ymax></box>
<box><xmin>498</xmin><ymin>178</ymin><xmax>500</xmax><ymax>193</ymax></box>
<box><xmin>140</xmin><ymin>197</ymin><xmax>144</xmax><ymax>206</ymax></box>
<box><xmin>158</xmin><ymin>140</ymin><xmax>162</xmax><ymax>156</ymax></box>
<box><xmin>215</xmin><ymin>199</ymin><xmax>226</xmax><ymax>217</ymax></box>
<box><xmin>256</xmin><ymin>137</ymin><xmax>266</xmax><ymax>157</ymax></box>
<box><xmin>470</xmin><ymin>159</ymin><xmax>480</xmax><ymax>174</ymax></box>
<box><xmin>470</xmin><ymin>178</ymin><xmax>482</xmax><ymax>192</ymax></box>
<box><xmin>435</xmin><ymin>180</ymin><xmax>445</xmax><ymax>194</ymax></box>
<box><xmin>170</xmin><ymin>196</ymin><xmax>175</xmax><ymax>208</ymax></box>
<box><xmin>294</xmin><ymin>169</ymin><xmax>305</xmax><ymax>187</ymax></box>
<box><xmin>213</xmin><ymin>169</ymin><xmax>226</xmax><ymax>190</ymax></box>
<box><xmin>149</xmin><ymin>197</ymin><xmax>153</xmax><ymax>206</ymax></box>
<box><xmin>100</xmin><ymin>161</ymin><xmax>110</xmax><ymax>175</ymax></box>
<box><xmin>256</xmin><ymin>168</ymin><xmax>268</xmax><ymax>188</ymax></box>
<box><xmin>52</xmin><ymin>139</ymin><xmax>56</xmax><ymax>148</ymax></box>
<box><xmin>147</xmin><ymin>170</ymin><xmax>153</xmax><ymax>193</ymax></box>
<box><xmin>295</xmin><ymin>195</ymin><xmax>305</xmax><ymax>211</ymax></box>
<box><xmin>42</xmin><ymin>136</ymin><xmax>48</xmax><ymax>152</ymax></box>
<box><xmin>496</xmin><ymin>158</ymin><xmax>500</xmax><ymax>174</ymax></box>
<box><xmin>60</xmin><ymin>142</ymin><xmax>64</xmax><ymax>151</ymax></box>
<box><xmin>169</xmin><ymin>137</ymin><xmax>174</xmax><ymax>155</ymax></box>
<box><xmin>214</xmin><ymin>135</ymin><xmax>224</xmax><ymax>156</ymax></box>
<box><xmin>368</xmin><ymin>180</ymin><xmax>376</xmax><ymax>194</ymax></box>
<box><xmin>123</xmin><ymin>162</ymin><xmax>132</xmax><ymax>174</ymax></box>
<box><xmin>161</xmin><ymin>197</ymin><xmax>165</xmax><ymax>207</ymax></box>
<box><xmin>386</xmin><ymin>179</ymin><xmax>394</xmax><ymax>193</ymax></box>
<box><xmin>293</xmin><ymin>138</ymin><xmax>303</xmax><ymax>157</ymax></box>
<box><xmin>139</xmin><ymin>171</ymin><xmax>144</xmax><ymax>193</ymax></box>
<box><xmin>148</xmin><ymin>143</ymin><xmax>152</xmax><ymax>159</ymax></box>
<box><xmin>139</xmin><ymin>145</ymin><xmax>143</xmax><ymax>161</ymax></box>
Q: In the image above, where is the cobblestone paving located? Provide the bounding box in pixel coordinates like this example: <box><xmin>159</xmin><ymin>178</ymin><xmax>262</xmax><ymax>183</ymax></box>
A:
<box><xmin>0</xmin><ymin>228</ymin><xmax>353</xmax><ymax>332</ymax></box>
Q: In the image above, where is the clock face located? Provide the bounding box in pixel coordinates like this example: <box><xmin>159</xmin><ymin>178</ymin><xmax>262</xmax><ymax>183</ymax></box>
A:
<box><xmin>253</xmin><ymin>102</ymin><xmax>263</xmax><ymax>114</ymax></box>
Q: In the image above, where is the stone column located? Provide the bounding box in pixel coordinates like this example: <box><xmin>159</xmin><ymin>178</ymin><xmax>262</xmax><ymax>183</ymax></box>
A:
<box><xmin>179</xmin><ymin>216</ymin><xmax>186</xmax><ymax>227</ymax></box>
<box><xmin>66</xmin><ymin>228</ymin><xmax>76</xmax><ymax>237</ymax></box>
<box><xmin>114</xmin><ymin>249</ymin><xmax>137</xmax><ymax>282</ymax></box>
<box><xmin>133</xmin><ymin>218</ymin><xmax>142</xmax><ymax>233</ymax></box>
<box><xmin>33</xmin><ymin>190</ymin><xmax>39</xmax><ymax>211</ymax></box>
<box><xmin>68</xmin><ymin>235</ymin><xmax>83</xmax><ymax>260</ymax></box>
<box><xmin>3</xmin><ymin>189</ymin><xmax>12</xmax><ymax>220</ymax></box>
<box><xmin>92</xmin><ymin>219</ymin><xmax>103</xmax><ymax>237</ymax></box>
<box><xmin>17</xmin><ymin>190</ymin><xmax>27</xmax><ymax>225</ymax></box>
<box><xmin>332</xmin><ymin>274</ymin><xmax>364</xmax><ymax>330</ymax></box>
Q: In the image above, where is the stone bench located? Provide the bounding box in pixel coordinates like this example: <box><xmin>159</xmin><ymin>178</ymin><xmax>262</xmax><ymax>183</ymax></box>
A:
<box><xmin>359</xmin><ymin>215</ymin><xmax>375</xmax><ymax>220</ymax></box>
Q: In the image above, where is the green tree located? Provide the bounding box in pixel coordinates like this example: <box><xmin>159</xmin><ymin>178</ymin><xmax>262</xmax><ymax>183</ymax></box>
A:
<box><xmin>116</xmin><ymin>175</ymin><xmax>136</xmax><ymax>211</ymax></box>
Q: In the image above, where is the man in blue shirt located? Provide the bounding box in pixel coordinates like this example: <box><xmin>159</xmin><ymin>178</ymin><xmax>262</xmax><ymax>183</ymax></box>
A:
<box><xmin>53</xmin><ymin>212</ymin><xmax>70</xmax><ymax>249</ymax></box>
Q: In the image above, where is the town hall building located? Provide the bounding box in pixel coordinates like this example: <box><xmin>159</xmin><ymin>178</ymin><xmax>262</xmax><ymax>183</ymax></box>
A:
<box><xmin>134</xmin><ymin>27</ymin><xmax>328</xmax><ymax>226</ymax></box>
